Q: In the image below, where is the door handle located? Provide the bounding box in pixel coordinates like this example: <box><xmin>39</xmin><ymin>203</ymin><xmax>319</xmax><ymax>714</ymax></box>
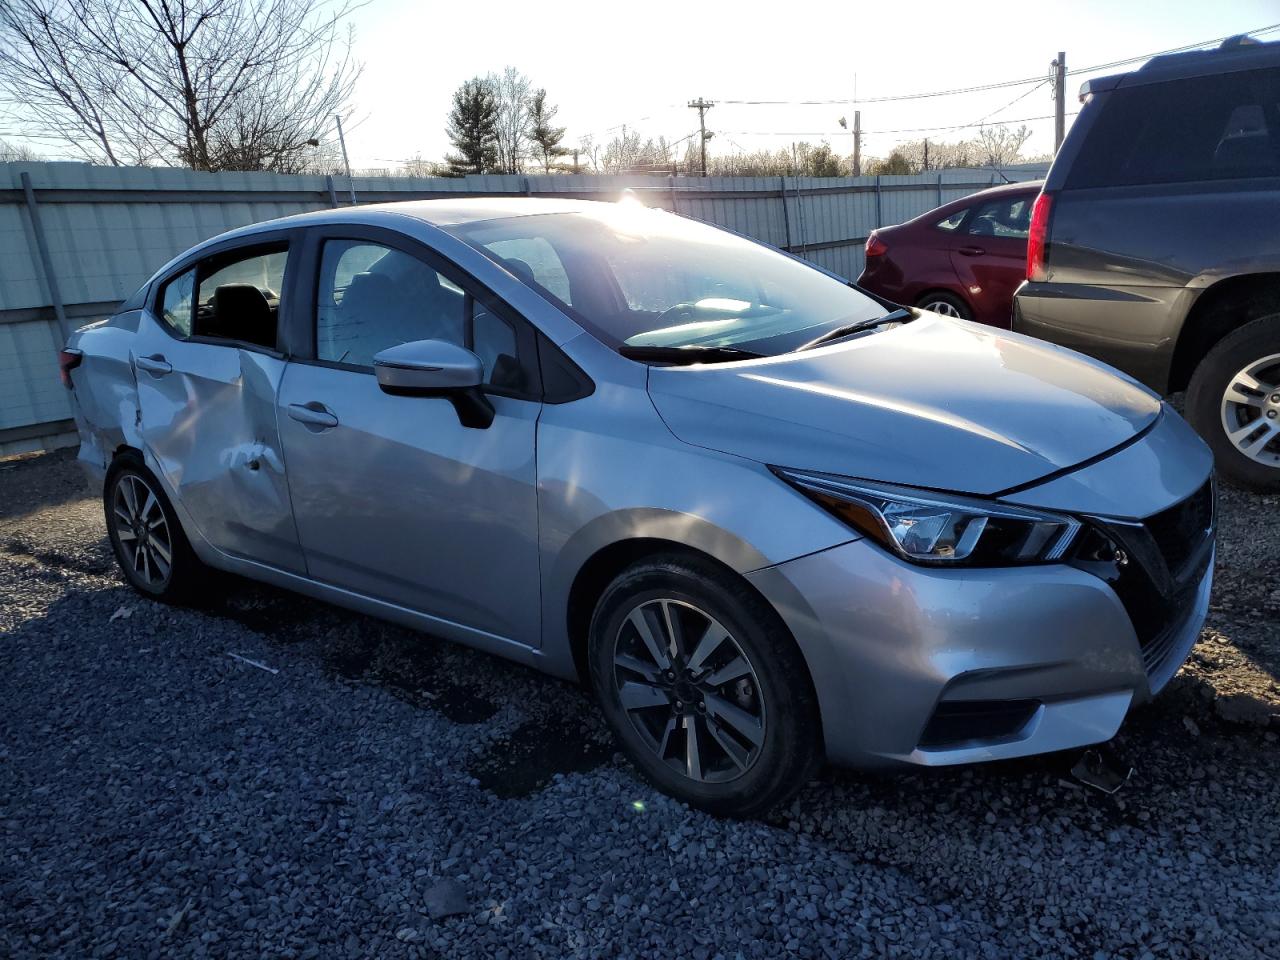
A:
<box><xmin>286</xmin><ymin>402</ymin><xmax>339</xmax><ymax>429</ymax></box>
<box><xmin>957</xmin><ymin>245</ymin><xmax>986</xmax><ymax>257</ymax></box>
<box><xmin>135</xmin><ymin>354</ymin><xmax>173</xmax><ymax>377</ymax></box>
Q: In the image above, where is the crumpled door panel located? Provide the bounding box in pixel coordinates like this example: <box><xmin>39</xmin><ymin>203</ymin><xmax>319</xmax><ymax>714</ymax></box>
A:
<box><xmin>132</xmin><ymin>316</ymin><xmax>304</xmax><ymax>573</ymax></box>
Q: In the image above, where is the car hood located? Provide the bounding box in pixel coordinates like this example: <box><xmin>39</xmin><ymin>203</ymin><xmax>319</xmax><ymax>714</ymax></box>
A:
<box><xmin>646</xmin><ymin>314</ymin><xmax>1162</xmax><ymax>496</ymax></box>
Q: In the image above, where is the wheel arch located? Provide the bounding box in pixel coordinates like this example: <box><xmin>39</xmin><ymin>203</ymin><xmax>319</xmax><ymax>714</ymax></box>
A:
<box><xmin>1170</xmin><ymin>273</ymin><xmax>1280</xmax><ymax>392</ymax></box>
<box><xmin>914</xmin><ymin>287</ymin><xmax>971</xmax><ymax>315</ymax></box>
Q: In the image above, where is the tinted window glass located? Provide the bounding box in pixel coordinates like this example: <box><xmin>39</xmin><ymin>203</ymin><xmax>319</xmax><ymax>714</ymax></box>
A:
<box><xmin>935</xmin><ymin>209</ymin><xmax>967</xmax><ymax>232</ymax></box>
<box><xmin>450</xmin><ymin>206</ymin><xmax>885</xmax><ymax>355</ymax></box>
<box><xmin>315</xmin><ymin>240</ymin><xmax>528</xmax><ymax>391</ymax></box>
<box><xmin>1068</xmin><ymin>67</ymin><xmax>1280</xmax><ymax>188</ymax></box>
<box><xmin>192</xmin><ymin>246</ymin><xmax>287</xmax><ymax>348</ymax></box>
<box><xmin>160</xmin><ymin>268</ymin><xmax>195</xmax><ymax>336</ymax></box>
<box><xmin>967</xmin><ymin>196</ymin><xmax>1032</xmax><ymax>239</ymax></box>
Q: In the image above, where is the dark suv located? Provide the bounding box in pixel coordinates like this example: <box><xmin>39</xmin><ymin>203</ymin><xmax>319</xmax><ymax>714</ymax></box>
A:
<box><xmin>1015</xmin><ymin>36</ymin><xmax>1280</xmax><ymax>491</ymax></box>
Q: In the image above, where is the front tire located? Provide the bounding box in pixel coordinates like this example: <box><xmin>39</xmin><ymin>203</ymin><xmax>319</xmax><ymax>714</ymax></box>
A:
<box><xmin>104</xmin><ymin>456</ymin><xmax>202</xmax><ymax>601</ymax></box>
<box><xmin>587</xmin><ymin>554</ymin><xmax>821</xmax><ymax>818</ymax></box>
<box><xmin>1186</xmin><ymin>313</ymin><xmax>1280</xmax><ymax>492</ymax></box>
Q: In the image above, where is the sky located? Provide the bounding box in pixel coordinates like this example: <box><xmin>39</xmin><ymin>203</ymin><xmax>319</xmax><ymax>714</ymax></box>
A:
<box><xmin>335</xmin><ymin>0</ymin><xmax>1280</xmax><ymax>170</ymax></box>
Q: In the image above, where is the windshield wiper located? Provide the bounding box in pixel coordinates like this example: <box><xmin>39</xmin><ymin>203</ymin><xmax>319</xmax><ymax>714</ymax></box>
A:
<box><xmin>618</xmin><ymin>345</ymin><xmax>765</xmax><ymax>365</ymax></box>
<box><xmin>795</xmin><ymin>308</ymin><xmax>914</xmax><ymax>352</ymax></box>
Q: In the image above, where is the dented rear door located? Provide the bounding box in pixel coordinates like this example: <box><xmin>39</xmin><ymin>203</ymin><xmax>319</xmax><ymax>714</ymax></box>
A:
<box><xmin>132</xmin><ymin>265</ymin><xmax>305</xmax><ymax>573</ymax></box>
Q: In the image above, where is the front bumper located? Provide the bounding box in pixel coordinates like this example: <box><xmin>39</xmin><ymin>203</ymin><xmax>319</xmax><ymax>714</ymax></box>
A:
<box><xmin>748</xmin><ymin>528</ymin><xmax>1212</xmax><ymax>770</ymax></box>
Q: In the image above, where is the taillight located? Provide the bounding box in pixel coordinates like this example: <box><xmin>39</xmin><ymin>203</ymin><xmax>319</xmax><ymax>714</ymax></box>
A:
<box><xmin>58</xmin><ymin>348</ymin><xmax>82</xmax><ymax>388</ymax></box>
<box><xmin>865</xmin><ymin>231</ymin><xmax>888</xmax><ymax>258</ymax></box>
<box><xmin>1026</xmin><ymin>192</ymin><xmax>1053</xmax><ymax>282</ymax></box>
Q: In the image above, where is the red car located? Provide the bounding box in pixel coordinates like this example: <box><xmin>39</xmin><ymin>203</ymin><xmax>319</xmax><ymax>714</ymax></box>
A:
<box><xmin>857</xmin><ymin>180</ymin><xmax>1042</xmax><ymax>328</ymax></box>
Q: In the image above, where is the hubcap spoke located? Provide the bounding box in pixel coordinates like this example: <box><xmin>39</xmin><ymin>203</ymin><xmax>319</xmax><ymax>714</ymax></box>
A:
<box><xmin>660</xmin><ymin>601</ymin><xmax>685</xmax><ymax>661</ymax></box>
<box><xmin>656</xmin><ymin>714</ymin><xmax>679</xmax><ymax>759</ymax></box>
<box><xmin>627</xmin><ymin>608</ymin><xmax>671</xmax><ymax>671</ymax></box>
<box><xmin>704</xmin><ymin>715</ymin><xmax>753</xmax><ymax>771</ymax></box>
<box><xmin>614</xmin><ymin>652</ymin><xmax>661</xmax><ymax>683</ymax></box>
<box><xmin>686</xmin><ymin>623</ymin><xmax>728</xmax><ymax>673</ymax></box>
<box><xmin>1230</xmin><ymin>420</ymin><xmax>1278</xmax><ymax>457</ymax></box>
<box><xmin>120</xmin><ymin>477</ymin><xmax>139</xmax><ymax>518</ymax></box>
<box><xmin>618</xmin><ymin>680</ymin><xmax>669</xmax><ymax>712</ymax></box>
<box><xmin>117</xmin><ymin>527</ymin><xmax>137</xmax><ymax>542</ymax></box>
<box><xmin>140</xmin><ymin>490</ymin><xmax>158</xmax><ymax>525</ymax></box>
<box><xmin>705</xmin><ymin>693</ymin><xmax>765</xmax><ymax>747</ymax></box>
<box><xmin>703</xmin><ymin>655</ymin><xmax>751</xmax><ymax>688</ymax></box>
<box><xmin>150</xmin><ymin>536</ymin><xmax>172</xmax><ymax>566</ymax></box>
<box><xmin>683</xmin><ymin>715</ymin><xmax>703</xmax><ymax>780</ymax></box>
<box><xmin>1225</xmin><ymin>372</ymin><xmax>1266</xmax><ymax>408</ymax></box>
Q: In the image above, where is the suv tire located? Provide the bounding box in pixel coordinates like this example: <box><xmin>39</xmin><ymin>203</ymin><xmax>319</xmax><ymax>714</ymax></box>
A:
<box><xmin>1186</xmin><ymin>311</ymin><xmax>1280</xmax><ymax>492</ymax></box>
<box><xmin>587</xmin><ymin>553</ymin><xmax>821</xmax><ymax>818</ymax></box>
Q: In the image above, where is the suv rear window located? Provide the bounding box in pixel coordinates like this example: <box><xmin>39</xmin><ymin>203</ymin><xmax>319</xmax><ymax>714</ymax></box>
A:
<box><xmin>1067</xmin><ymin>66</ymin><xmax>1280</xmax><ymax>188</ymax></box>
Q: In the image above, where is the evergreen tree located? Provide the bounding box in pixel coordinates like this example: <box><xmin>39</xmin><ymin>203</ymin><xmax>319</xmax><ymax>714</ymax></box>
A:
<box><xmin>445</xmin><ymin>78</ymin><xmax>499</xmax><ymax>176</ymax></box>
<box><xmin>526</xmin><ymin>88</ymin><xmax>568</xmax><ymax>173</ymax></box>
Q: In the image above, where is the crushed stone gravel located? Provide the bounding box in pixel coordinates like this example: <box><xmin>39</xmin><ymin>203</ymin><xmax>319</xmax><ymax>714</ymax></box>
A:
<box><xmin>1</xmin><ymin>448</ymin><xmax>1278</xmax><ymax>959</ymax></box>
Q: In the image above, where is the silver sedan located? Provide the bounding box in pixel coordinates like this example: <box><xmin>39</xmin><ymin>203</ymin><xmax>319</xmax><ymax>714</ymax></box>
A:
<box><xmin>62</xmin><ymin>198</ymin><xmax>1215</xmax><ymax>816</ymax></box>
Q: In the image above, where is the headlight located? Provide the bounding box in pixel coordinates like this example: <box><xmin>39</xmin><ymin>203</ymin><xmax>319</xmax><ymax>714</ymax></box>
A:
<box><xmin>774</xmin><ymin>468</ymin><xmax>1080</xmax><ymax>566</ymax></box>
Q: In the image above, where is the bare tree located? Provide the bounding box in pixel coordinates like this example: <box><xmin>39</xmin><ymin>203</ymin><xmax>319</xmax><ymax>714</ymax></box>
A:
<box><xmin>490</xmin><ymin>66</ymin><xmax>530</xmax><ymax>175</ymax></box>
<box><xmin>975</xmin><ymin>123</ymin><xmax>1033</xmax><ymax>169</ymax></box>
<box><xmin>525</xmin><ymin>88</ymin><xmax>566</xmax><ymax>173</ymax></box>
<box><xmin>0</xmin><ymin>136</ymin><xmax>41</xmax><ymax>161</ymax></box>
<box><xmin>0</xmin><ymin>0</ymin><xmax>360</xmax><ymax>171</ymax></box>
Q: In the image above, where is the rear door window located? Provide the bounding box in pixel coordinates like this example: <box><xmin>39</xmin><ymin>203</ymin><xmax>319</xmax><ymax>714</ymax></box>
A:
<box><xmin>967</xmin><ymin>196</ymin><xmax>1033</xmax><ymax>239</ymax></box>
<box><xmin>935</xmin><ymin>209</ymin><xmax>968</xmax><ymax>232</ymax></box>
<box><xmin>1068</xmin><ymin>66</ymin><xmax>1280</xmax><ymax>188</ymax></box>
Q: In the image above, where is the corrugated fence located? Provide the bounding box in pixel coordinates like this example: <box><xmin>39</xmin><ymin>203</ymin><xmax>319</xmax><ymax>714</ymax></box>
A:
<box><xmin>0</xmin><ymin>161</ymin><xmax>1047</xmax><ymax>455</ymax></box>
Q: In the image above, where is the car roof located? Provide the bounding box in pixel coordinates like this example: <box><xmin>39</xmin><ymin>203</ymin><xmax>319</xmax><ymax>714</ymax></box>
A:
<box><xmin>911</xmin><ymin>179</ymin><xmax>1041</xmax><ymax>222</ymax></box>
<box><xmin>1082</xmin><ymin>37</ymin><xmax>1280</xmax><ymax>96</ymax></box>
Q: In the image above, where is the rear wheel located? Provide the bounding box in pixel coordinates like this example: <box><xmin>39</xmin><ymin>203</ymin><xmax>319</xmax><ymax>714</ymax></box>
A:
<box><xmin>587</xmin><ymin>554</ymin><xmax>821</xmax><ymax>818</ymax></box>
<box><xmin>916</xmin><ymin>291</ymin><xmax>971</xmax><ymax>321</ymax></box>
<box><xmin>1187</xmin><ymin>313</ymin><xmax>1280</xmax><ymax>492</ymax></box>
<box><xmin>104</xmin><ymin>456</ymin><xmax>202</xmax><ymax>600</ymax></box>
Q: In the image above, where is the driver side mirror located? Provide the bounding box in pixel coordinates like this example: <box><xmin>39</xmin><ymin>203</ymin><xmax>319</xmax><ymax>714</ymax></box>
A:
<box><xmin>372</xmin><ymin>339</ymin><xmax>494</xmax><ymax>429</ymax></box>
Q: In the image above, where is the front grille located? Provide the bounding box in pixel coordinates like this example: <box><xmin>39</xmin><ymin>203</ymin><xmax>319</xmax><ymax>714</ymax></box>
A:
<box><xmin>1144</xmin><ymin>480</ymin><xmax>1214</xmax><ymax>578</ymax></box>
<box><xmin>1069</xmin><ymin>479</ymin><xmax>1215</xmax><ymax>682</ymax></box>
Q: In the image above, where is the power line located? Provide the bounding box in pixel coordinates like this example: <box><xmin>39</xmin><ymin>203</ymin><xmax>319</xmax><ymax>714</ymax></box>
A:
<box><xmin>716</xmin><ymin>111</ymin><xmax>1080</xmax><ymax>139</ymax></box>
<box><xmin>713</xmin><ymin>22</ymin><xmax>1280</xmax><ymax>107</ymax></box>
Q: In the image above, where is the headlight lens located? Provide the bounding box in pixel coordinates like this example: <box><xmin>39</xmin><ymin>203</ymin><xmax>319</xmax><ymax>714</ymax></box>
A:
<box><xmin>774</xmin><ymin>468</ymin><xmax>1080</xmax><ymax>566</ymax></box>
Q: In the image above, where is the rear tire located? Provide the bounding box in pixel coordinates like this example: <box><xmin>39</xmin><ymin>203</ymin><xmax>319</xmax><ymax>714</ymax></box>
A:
<box><xmin>916</xmin><ymin>291</ymin><xmax>972</xmax><ymax>321</ymax></box>
<box><xmin>104</xmin><ymin>455</ymin><xmax>203</xmax><ymax>601</ymax></box>
<box><xmin>1186</xmin><ymin>312</ymin><xmax>1280</xmax><ymax>493</ymax></box>
<box><xmin>587</xmin><ymin>553</ymin><xmax>821</xmax><ymax>818</ymax></box>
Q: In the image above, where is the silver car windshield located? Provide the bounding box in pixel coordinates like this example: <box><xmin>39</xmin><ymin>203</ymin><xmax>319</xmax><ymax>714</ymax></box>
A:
<box><xmin>449</xmin><ymin>205</ymin><xmax>887</xmax><ymax>356</ymax></box>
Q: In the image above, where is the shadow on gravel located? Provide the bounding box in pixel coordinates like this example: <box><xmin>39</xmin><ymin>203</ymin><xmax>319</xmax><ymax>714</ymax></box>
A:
<box><xmin>1</xmin><ymin>535</ymin><xmax>116</xmax><ymax>577</ymax></box>
<box><xmin>469</xmin><ymin>717</ymin><xmax>617</xmax><ymax>798</ymax></box>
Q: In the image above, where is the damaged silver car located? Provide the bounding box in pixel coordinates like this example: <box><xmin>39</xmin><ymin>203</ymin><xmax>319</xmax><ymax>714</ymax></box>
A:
<box><xmin>61</xmin><ymin>198</ymin><xmax>1215</xmax><ymax>816</ymax></box>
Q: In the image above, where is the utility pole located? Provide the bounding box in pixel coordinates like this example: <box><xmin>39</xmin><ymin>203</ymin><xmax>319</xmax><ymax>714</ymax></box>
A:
<box><xmin>688</xmin><ymin>98</ymin><xmax>714</xmax><ymax>177</ymax></box>
<box><xmin>335</xmin><ymin>114</ymin><xmax>357</xmax><ymax>205</ymax></box>
<box><xmin>923</xmin><ymin>138</ymin><xmax>929</xmax><ymax>172</ymax></box>
<box><xmin>1053</xmin><ymin>51</ymin><xmax>1067</xmax><ymax>153</ymax></box>
<box><xmin>852</xmin><ymin>110</ymin><xmax>862</xmax><ymax>177</ymax></box>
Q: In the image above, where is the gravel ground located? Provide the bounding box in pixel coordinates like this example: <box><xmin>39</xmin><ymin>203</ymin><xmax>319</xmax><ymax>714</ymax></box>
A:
<box><xmin>2</xmin><ymin>448</ymin><xmax>1278</xmax><ymax>960</ymax></box>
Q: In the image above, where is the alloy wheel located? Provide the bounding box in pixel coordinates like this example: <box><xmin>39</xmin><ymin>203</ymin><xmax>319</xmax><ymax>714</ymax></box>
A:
<box><xmin>1219</xmin><ymin>352</ymin><xmax>1280</xmax><ymax>467</ymax></box>
<box><xmin>112</xmin><ymin>473</ymin><xmax>174</xmax><ymax>588</ymax></box>
<box><xmin>611</xmin><ymin>598</ymin><xmax>766</xmax><ymax>783</ymax></box>
<box><xmin>921</xmin><ymin>299</ymin><xmax>962</xmax><ymax>318</ymax></box>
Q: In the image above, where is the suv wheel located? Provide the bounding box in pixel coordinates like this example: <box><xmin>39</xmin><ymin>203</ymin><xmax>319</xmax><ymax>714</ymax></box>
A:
<box><xmin>1186</xmin><ymin>312</ymin><xmax>1280</xmax><ymax>492</ymax></box>
<box><xmin>104</xmin><ymin>455</ymin><xmax>202</xmax><ymax>600</ymax></box>
<box><xmin>587</xmin><ymin>553</ymin><xmax>821</xmax><ymax>818</ymax></box>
